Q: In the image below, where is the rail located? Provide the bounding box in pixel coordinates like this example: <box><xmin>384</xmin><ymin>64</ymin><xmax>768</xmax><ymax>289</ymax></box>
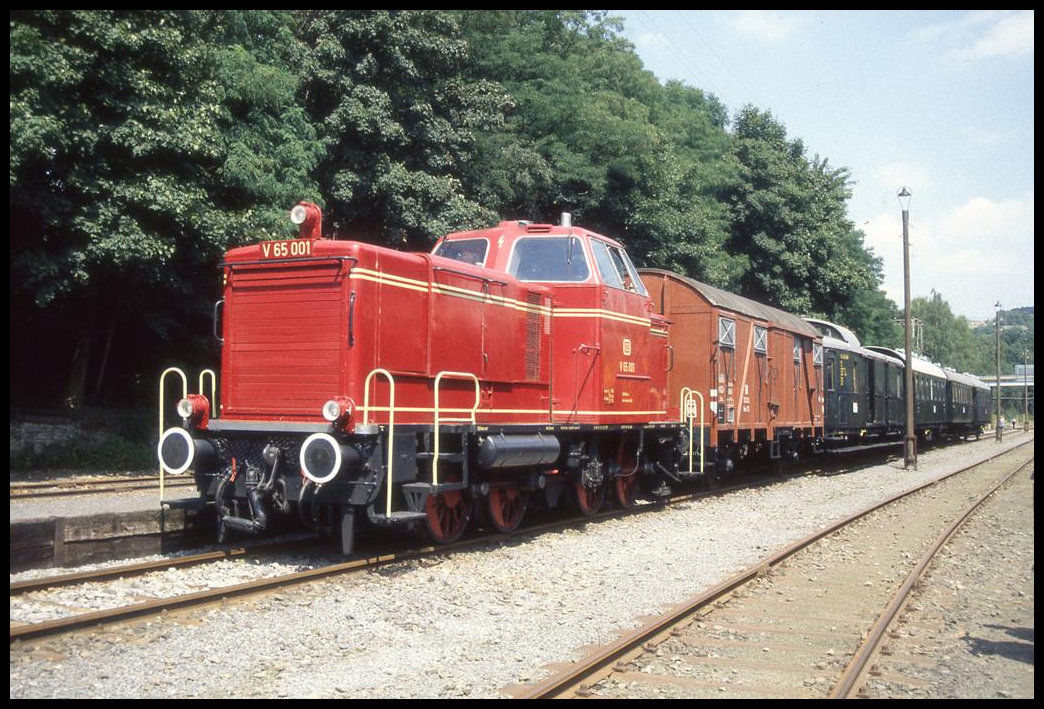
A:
<box><xmin>516</xmin><ymin>439</ymin><xmax>1033</xmax><ymax>699</ymax></box>
<box><xmin>828</xmin><ymin>456</ymin><xmax>1033</xmax><ymax>698</ymax></box>
<box><xmin>158</xmin><ymin>367</ymin><xmax>220</xmax><ymax>504</ymax></box>
<box><xmin>198</xmin><ymin>369</ymin><xmax>217</xmax><ymax>417</ymax></box>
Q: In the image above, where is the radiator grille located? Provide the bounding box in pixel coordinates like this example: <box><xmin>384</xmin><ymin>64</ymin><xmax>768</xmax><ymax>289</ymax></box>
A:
<box><xmin>525</xmin><ymin>292</ymin><xmax>542</xmax><ymax>381</ymax></box>
<box><xmin>226</xmin><ymin>263</ymin><xmax>344</xmax><ymax>418</ymax></box>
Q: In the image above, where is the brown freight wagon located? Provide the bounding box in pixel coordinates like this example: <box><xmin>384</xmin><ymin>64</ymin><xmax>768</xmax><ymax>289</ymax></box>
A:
<box><xmin>639</xmin><ymin>269</ymin><xmax>823</xmax><ymax>483</ymax></box>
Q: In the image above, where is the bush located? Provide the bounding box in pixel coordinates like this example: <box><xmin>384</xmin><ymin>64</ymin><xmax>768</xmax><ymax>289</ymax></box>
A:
<box><xmin>9</xmin><ymin>408</ymin><xmax>156</xmax><ymax>471</ymax></box>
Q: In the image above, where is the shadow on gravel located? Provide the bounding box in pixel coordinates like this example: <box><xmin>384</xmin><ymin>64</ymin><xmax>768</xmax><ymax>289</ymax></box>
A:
<box><xmin>965</xmin><ymin>626</ymin><xmax>1035</xmax><ymax>666</ymax></box>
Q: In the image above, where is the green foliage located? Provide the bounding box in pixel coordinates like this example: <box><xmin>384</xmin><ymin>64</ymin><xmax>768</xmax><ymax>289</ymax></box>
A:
<box><xmin>970</xmin><ymin>305</ymin><xmax>1034</xmax><ymax>376</ymax></box>
<box><xmin>908</xmin><ymin>293</ymin><xmax>1033</xmax><ymax>383</ymax></box>
<box><xmin>912</xmin><ymin>290</ymin><xmax>989</xmax><ymax>373</ymax></box>
<box><xmin>10</xmin><ymin>9</ymin><xmax>955</xmax><ymax>419</ymax></box>
<box><xmin>10</xmin><ymin>10</ymin><xmax>322</xmax><ymax>407</ymax></box>
<box><xmin>727</xmin><ymin>107</ymin><xmax>877</xmax><ymax>319</ymax></box>
<box><xmin>10</xmin><ymin>409</ymin><xmax>156</xmax><ymax>471</ymax></box>
<box><xmin>12</xmin><ymin>11</ymin><xmax>221</xmax><ymax>308</ymax></box>
<box><xmin>455</xmin><ymin>10</ymin><xmax>745</xmax><ymax>286</ymax></box>
<box><xmin>295</xmin><ymin>10</ymin><xmax>502</xmax><ymax>247</ymax></box>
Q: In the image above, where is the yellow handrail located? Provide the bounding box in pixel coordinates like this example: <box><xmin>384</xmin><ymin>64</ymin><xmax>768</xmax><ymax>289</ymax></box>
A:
<box><xmin>680</xmin><ymin>387</ymin><xmax>705</xmax><ymax>476</ymax></box>
<box><xmin>432</xmin><ymin>371</ymin><xmax>480</xmax><ymax>486</ymax></box>
<box><xmin>362</xmin><ymin>368</ymin><xmax>397</xmax><ymax>518</ymax></box>
<box><xmin>198</xmin><ymin>369</ymin><xmax>218</xmax><ymax>417</ymax></box>
<box><xmin>159</xmin><ymin>367</ymin><xmax>188</xmax><ymax>504</ymax></box>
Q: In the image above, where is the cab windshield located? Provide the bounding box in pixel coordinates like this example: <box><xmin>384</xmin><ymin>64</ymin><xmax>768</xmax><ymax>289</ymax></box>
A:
<box><xmin>507</xmin><ymin>236</ymin><xmax>590</xmax><ymax>282</ymax></box>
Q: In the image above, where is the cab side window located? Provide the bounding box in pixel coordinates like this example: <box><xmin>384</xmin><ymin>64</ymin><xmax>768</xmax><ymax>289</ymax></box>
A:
<box><xmin>433</xmin><ymin>238</ymin><xmax>488</xmax><ymax>267</ymax></box>
<box><xmin>591</xmin><ymin>239</ymin><xmax>647</xmax><ymax>295</ymax></box>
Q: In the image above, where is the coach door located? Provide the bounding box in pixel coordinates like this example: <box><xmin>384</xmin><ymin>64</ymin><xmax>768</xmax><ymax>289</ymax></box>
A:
<box><xmin>825</xmin><ymin>350</ymin><xmax>843</xmax><ymax>429</ymax></box>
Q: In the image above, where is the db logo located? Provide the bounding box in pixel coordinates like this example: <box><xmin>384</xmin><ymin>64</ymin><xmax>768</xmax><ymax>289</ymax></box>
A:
<box><xmin>622</xmin><ymin>338</ymin><xmax>632</xmax><ymax>356</ymax></box>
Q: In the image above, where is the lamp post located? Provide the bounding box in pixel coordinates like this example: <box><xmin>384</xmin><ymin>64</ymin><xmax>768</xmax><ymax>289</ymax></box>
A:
<box><xmin>995</xmin><ymin>301</ymin><xmax>1003</xmax><ymax>442</ymax></box>
<box><xmin>1024</xmin><ymin>348</ymin><xmax>1029</xmax><ymax>432</ymax></box>
<box><xmin>898</xmin><ymin>187</ymin><xmax>916</xmax><ymax>469</ymax></box>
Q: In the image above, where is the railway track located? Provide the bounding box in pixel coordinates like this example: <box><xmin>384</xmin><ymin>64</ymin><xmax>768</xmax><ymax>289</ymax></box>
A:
<box><xmin>514</xmin><ymin>441</ymin><xmax>1033</xmax><ymax>699</ymax></box>
<box><xmin>10</xmin><ymin>474</ymin><xmax>195</xmax><ymax>499</ymax></box>
<box><xmin>8</xmin><ymin>468</ymin><xmax>791</xmax><ymax>644</ymax></box>
<box><xmin>5</xmin><ymin>449</ymin><xmax>900</xmax><ymax>575</ymax></box>
<box><xmin>10</xmin><ymin>436</ymin><xmax>1032</xmax><ymax>699</ymax></box>
<box><xmin>7</xmin><ymin>441</ymin><xmax>1016</xmax><ymax>647</ymax></box>
<box><xmin>852</xmin><ymin>457</ymin><xmax>1035</xmax><ymax>699</ymax></box>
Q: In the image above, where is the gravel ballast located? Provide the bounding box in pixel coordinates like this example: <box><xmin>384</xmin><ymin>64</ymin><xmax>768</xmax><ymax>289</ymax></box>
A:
<box><xmin>9</xmin><ymin>432</ymin><xmax>1033</xmax><ymax>698</ymax></box>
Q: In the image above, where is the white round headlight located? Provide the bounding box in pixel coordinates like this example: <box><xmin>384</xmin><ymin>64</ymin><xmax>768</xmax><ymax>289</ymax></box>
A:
<box><xmin>177</xmin><ymin>398</ymin><xmax>195</xmax><ymax>419</ymax></box>
<box><xmin>322</xmin><ymin>399</ymin><xmax>342</xmax><ymax>422</ymax></box>
<box><xmin>290</xmin><ymin>204</ymin><xmax>308</xmax><ymax>225</ymax></box>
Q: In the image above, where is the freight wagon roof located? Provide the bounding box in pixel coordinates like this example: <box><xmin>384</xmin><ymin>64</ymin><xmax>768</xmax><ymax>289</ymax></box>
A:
<box><xmin>638</xmin><ymin>269</ymin><xmax>820</xmax><ymax>338</ymax></box>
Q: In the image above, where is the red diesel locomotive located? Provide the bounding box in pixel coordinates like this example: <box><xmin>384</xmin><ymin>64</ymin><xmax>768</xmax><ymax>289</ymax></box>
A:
<box><xmin>158</xmin><ymin>202</ymin><xmax>823</xmax><ymax>553</ymax></box>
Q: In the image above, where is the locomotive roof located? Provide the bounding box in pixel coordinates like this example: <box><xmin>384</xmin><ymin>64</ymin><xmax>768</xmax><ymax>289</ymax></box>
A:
<box><xmin>434</xmin><ymin>220</ymin><xmax>630</xmax><ymax>279</ymax></box>
<box><xmin>638</xmin><ymin>269</ymin><xmax>820</xmax><ymax>338</ymax></box>
<box><xmin>440</xmin><ymin>220</ymin><xmax>625</xmax><ymax>247</ymax></box>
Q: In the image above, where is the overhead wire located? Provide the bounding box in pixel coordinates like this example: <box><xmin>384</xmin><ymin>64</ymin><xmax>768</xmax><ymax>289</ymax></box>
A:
<box><xmin>630</xmin><ymin>10</ymin><xmax>724</xmax><ymax>98</ymax></box>
<box><xmin>673</xmin><ymin>10</ymin><xmax>761</xmax><ymax>104</ymax></box>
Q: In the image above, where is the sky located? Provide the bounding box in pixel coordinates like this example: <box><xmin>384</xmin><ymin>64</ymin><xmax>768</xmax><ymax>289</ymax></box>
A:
<box><xmin>611</xmin><ymin>10</ymin><xmax>1034</xmax><ymax>322</ymax></box>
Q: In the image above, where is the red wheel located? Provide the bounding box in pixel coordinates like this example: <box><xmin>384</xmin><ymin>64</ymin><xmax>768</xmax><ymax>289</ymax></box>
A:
<box><xmin>424</xmin><ymin>478</ymin><xmax>471</xmax><ymax>544</ymax></box>
<box><xmin>487</xmin><ymin>486</ymin><xmax>528</xmax><ymax>534</ymax></box>
<box><xmin>613</xmin><ymin>437</ymin><xmax>640</xmax><ymax>509</ymax></box>
<box><xmin>613</xmin><ymin>472</ymin><xmax>639</xmax><ymax>509</ymax></box>
<box><xmin>571</xmin><ymin>480</ymin><xmax>605</xmax><ymax>517</ymax></box>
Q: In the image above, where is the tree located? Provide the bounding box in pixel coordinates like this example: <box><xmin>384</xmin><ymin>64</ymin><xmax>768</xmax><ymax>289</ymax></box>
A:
<box><xmin>971</xmin><ymin>306</ymin><xmax>1034</xmax><ymax>378</ymax></box>
<box><xmin>455</xmin><ymin>11</ymin><xmax>745</xmax><ymax>285</ymax></box>
<box><xmin>294</xmin><ymin>10</ymin><xmax>504</xmax><ymax>247</ymax></box>
<box><xmin>10</xmin><ymin>10</ymin><xmax>322</xmax><ymax>407</ymax></box>
<box><xmin>726</xmin><ymin>106</ymin><xmax>893</xmax><ymax>342</ymax></box>
<box><xmin>910</xmin><ymin>290</ymin><xmax>985</xmax><ymax>373</ymax></box>
<box><xmin>456</xmin><ymin>10</ymin><xmax>659</xmax><ymax>225</ymax></box>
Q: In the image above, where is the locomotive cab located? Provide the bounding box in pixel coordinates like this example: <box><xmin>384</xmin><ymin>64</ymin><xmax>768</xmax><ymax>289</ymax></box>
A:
<box><xmin>433</xmin><ymin>215</ymin><xmax>669</xmax><ymax>425</ymax></box>
<box><xmin>433</xmin><ymin>215</ymin><xmax>675</xmax><ymax>514</ymax></box>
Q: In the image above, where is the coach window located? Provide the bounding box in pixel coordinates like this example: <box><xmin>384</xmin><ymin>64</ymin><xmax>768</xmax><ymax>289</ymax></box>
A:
<box><xmin>508</xmin><ymin>236</ymin><xmax>589</xmax><ymax>282</ymax></box>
